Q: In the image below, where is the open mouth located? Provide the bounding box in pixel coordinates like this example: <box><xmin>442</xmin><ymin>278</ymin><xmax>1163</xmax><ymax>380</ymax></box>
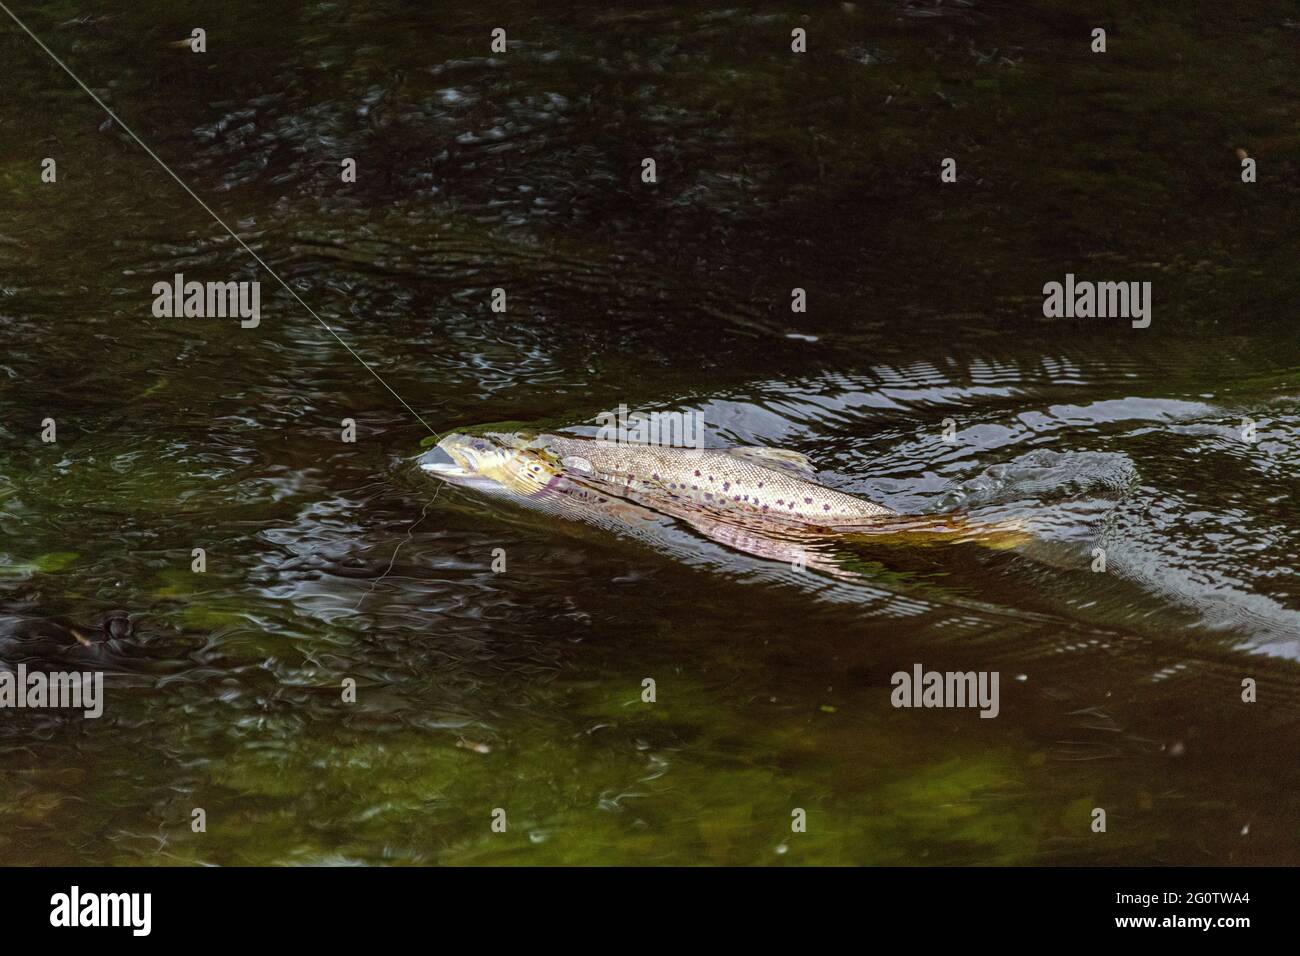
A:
<box><xmin>419</xmin><ymin>445</ymin><xmax>470</xmax><ymax>478</ymax></box>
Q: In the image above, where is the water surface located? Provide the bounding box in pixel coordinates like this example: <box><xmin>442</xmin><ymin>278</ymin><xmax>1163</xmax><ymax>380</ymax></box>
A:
<box><xmin>1</xmin><ymin>0</ymin><xmax>1298</xmax><ymax>864</ymax></box>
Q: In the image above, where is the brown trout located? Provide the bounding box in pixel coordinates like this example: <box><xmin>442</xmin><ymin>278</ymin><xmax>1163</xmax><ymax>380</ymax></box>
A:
<box><xmin>419</xmin><ymin>432</ymin><xmax>1031</xmax><ymax>557</ymax></box>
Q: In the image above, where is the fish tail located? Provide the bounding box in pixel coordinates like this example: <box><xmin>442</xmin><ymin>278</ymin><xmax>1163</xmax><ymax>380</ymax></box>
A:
<box><xmin>838</xmin><ymin>514</ymin><xmax>1034</xmax><ymax>550</ymax></box>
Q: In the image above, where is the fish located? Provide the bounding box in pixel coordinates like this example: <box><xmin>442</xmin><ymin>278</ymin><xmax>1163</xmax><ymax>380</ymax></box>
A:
<box><xmin>421</xmin><ymin>431</ymin><xmax>891</xmax><ymax>521</ymax></box>
<box><xmin>419</xmin><ymin>431</ymin><xmax>1033</xmax><ymax>563</ymax></box>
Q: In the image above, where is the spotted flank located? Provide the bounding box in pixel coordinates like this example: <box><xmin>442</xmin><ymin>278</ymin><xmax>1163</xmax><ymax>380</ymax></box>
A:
<box><xmin>419</xmin><ymin>430</ymin><xmax>1032</xmax><ymax>563</ymax></box>
<box><xmin>421</xmin><ymin>431</ymin><xmax>893</xmax><ymax>524</ymax></box>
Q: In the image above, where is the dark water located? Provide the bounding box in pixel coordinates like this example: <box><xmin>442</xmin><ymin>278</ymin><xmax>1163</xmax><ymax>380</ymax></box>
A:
<box><xmin>1</xmin><ymin>1</ymin><xmax>1297</xmax><ymax>864</ymax></box>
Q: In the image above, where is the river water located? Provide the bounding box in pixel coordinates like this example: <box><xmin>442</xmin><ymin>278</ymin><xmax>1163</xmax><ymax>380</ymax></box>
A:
<box><xmin>1</xmin><ymin>1</ymin><xmax>1297</xmax><ymax>864</ymax></box>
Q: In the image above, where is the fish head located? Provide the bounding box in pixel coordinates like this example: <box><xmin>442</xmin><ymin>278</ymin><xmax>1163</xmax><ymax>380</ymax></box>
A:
<box><xmin>418</xmin><ymin>432</ymin><xmax>563</xmax><ymax>495</ymax></box>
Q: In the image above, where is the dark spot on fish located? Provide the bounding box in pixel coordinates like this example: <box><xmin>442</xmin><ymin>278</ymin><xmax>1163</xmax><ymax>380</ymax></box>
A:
<box><xmin>762</xmin><ymin>505</ymin><xmax>769</xmax><ymax>511</ymax></box>
<box><xmin>723</xmin><ymin>482</ymin><xmax>730</xmax><ymax>491</ymax></box>
<box><xmin>757</xmin><ymin>482</ymin><xmax>764</xmax><ymax>488</ymax></box>
<box><xmin>694</xmin><ymin>470</ymin><xmax>700</xmax><ymax>477</ymax></box>
<box><xmin>777</xmin><ymin>499</ymin><xmax>784</xmax><ymax>505</ymax></box>
<box><xmin>804</xmin><ymin>497</ymin><xmax>812</xmax><ymax>504</ymax></box>
<box><xmin>823</xmin><ymin>504</ymin><xmax>831</xmax><ymax>511</ymax></box>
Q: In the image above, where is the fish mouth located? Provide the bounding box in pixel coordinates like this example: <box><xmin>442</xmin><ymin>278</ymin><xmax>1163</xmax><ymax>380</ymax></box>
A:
<box><xmin>419</xmin><ymin>444</ymin><xmax>472</xmax><ymax>478</ymax></box>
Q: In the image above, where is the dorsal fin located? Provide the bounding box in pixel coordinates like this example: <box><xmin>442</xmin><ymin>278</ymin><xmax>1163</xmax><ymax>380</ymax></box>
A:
<box><xmin>727</xmin><ymin>446</ymin><xmax>817</xmax><ymax>477</ymax></box>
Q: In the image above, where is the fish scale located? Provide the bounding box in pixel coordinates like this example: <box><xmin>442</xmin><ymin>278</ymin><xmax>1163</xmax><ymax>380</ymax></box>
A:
<box><xmin>536</xmin><ymin>434</ymin><xmax>895</xmax><ymax>525</ymax></box>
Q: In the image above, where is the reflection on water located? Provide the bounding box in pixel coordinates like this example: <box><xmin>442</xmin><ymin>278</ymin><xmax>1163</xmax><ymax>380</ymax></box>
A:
<box><xmin>1</xmin><ymin>1</ymin><xmax>1298</xmax><ymax>864</ymax></box>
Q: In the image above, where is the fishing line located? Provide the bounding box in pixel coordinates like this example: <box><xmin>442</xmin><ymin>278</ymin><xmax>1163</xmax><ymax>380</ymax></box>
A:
<box><xmin>0</xmin><ymin>2</ymin><xmax>441</xmax><ymax>441</ymax></box>
<box><xmin>352</xmin><ymin>491</ymin><xmax>437</xmax><ymax>611</ymax></box>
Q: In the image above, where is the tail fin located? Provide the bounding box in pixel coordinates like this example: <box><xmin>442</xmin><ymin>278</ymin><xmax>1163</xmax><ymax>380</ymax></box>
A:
<box><xmin>836</xmin><ymin>514</ymin><xmax>1033</xmax><ymax>551</ymax></box>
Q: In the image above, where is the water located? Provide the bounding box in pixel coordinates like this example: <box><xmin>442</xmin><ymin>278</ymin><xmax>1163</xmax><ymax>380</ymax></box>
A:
<box><xmin>1</xmin><ymin>1</ymin><xmax>1297</xmax><ymax>865</ymax></box>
